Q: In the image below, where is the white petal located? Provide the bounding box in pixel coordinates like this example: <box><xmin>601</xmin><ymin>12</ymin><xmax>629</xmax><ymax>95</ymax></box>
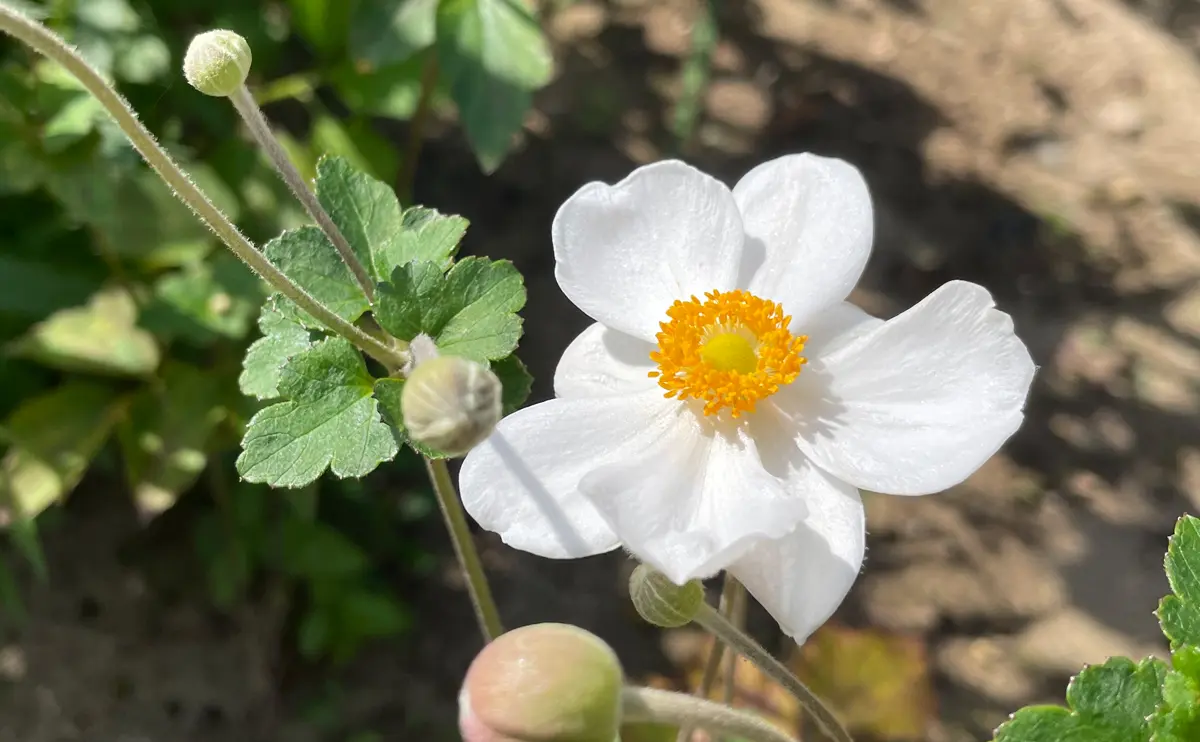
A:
<box><xmin>728</xmin><ymin>476</ymin><xmax>864</xmax><ymax>643</ymax></box>
<box><xmin>554</xmin><ymin>322</ymin><xmax>659</xmax><ymax>400</ymax></box>
<box><xmin>799</xmin><ymin>301</ymin><xmax>883</xmax><ymax>357</ymax></box>
<box><xmin>553</xmin><ymin>161</ymin><xmax>745</xmax><ymax>342</ymax></box>
<box><xmin>460</xmin><ymin>393</ymin><xmax>680</xmax><ymax>559</ymax></box>
<box><xmin>579</xmin><ymin>415</ymin><xmax>807</xmax><ymax>585</ymax></box>
<box><xmin>783</xmin><ymin>280</ymin><xmax>1036</xmax><ymax>495</ymax></box>
<box><xmin>736</xmin><ymin>155</ymin><xmax>873</xmax><ymax>327</ymax></box>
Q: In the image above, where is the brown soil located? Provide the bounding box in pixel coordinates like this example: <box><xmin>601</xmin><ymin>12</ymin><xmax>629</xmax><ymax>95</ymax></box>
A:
<box><xmin>4</xmin><ymin>0</ymin><xmax>1200</xmax><ymax>740</ymax></box>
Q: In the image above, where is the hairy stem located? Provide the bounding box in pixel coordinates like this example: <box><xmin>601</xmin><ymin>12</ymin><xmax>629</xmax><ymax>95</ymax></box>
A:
<box><xmin>623</xmin><ymin>687</ymin><xmax>796</xmax><ymax>742</ymax></box>
<box><xmin>723</xmin><ymin>576</ymin><xmax>747</xmax><ymax>705</ymax></box>
<box><xmin>229</xmin><ymin>85</ymin><xmax>376</xmax><ymax>303</ymax></box>
<box><xmin>424</xmin><ymin>457</ymin><xmax>503</xmax><ymax>641</ymax></box>
<box><xmin>0</xmin><ymin>6</ymin><xmax>406</xmax><ymax>370</ymax></box>
<box><xmin>676</xmin><ymin>578</ymin><xmax>739</xmax><ymax>742</ymax></box>
<box><xmin>694</xmin><ymin>603</ymin><xmax>854</xmax><ymax>742</ymax></box>
<box><xmin>397</xmin><ymin>53</ymin><xmax>439</xmax><ymax>204</ymax></box>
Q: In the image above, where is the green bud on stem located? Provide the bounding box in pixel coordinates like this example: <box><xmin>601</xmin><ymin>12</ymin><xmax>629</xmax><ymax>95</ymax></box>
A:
<box><xmin>629</xmin><ymin>564</ymin><xmax>704</xmax><ymax>628</ymax></box>
<box><xmin>403</xmin><ymin>352</ymin><xmax>502</xmax><ymax>456</ymax></box>
<box><xmin>183</xmin><ymin>30</ymin><xmax>251</xmax><ymax>97</ymax></box>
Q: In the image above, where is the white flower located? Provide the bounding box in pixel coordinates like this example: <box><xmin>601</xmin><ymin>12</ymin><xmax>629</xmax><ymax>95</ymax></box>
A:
<box><xmin>459</xmin><ymin>155</ymin><xmax>1035</xmax><ymax>642</ymax></box>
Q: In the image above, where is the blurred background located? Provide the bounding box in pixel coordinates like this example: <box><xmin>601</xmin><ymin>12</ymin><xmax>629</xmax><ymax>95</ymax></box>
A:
<box><xmin>1</xmin><ymin>0</ymin><xmax>1199</xmax><ymax>740</ymax></box>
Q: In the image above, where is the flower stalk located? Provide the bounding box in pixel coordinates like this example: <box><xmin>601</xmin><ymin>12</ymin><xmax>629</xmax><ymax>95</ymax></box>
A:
<box><xmin>693</xmin><ymin>602</ymin><xmax>854</xmax><ymax>742</ymax></box>
<box><xmin>622</xmin><ymin>687</ymin><xmax>797</xmax><ymax>742</ymax></box>
<box><xmin>0</xmin><ymin>7</ymin><xmax>406</xmax><ymax>370</ymax></box>
<box><xmin>425</xmin><ymin>456</ymin><xmax>504</xmax><ymax>641</ymax></box>
<box><xmin>676</xmin><ymin>576</ymin><xmax>739</xmax><ymax>742</ymax></box>
<box><xmin>227</xmin><ymin>84</ymin><xmax>377</xmax><ymax>303</ymax></box>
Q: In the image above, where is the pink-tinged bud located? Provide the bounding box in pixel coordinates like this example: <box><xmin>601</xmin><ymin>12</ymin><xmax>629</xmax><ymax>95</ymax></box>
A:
<box><xmin>459</xmin><ymin>623</ymin><xmax>624</xmax><ymax>742</ymax></box>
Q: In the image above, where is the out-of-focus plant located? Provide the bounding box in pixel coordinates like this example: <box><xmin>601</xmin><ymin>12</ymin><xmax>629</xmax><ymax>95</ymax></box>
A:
<box><xmin>0</xmin><ymin>0</ymin><xmax>553</xmax><ymax>662</ymax></box>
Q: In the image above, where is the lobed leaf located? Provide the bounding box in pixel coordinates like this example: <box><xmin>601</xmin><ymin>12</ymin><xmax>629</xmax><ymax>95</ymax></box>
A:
<box><xmin>237</xmin><ymin>337</ymin><xmax>398</xmax><ymax>487</ymax></box>
<box><xmin>313</xmin><ymin>155</ymin><xmax>465</xmax><ymax>281</ymax></box>
<box><xmin>994</xmin><ymin>657</ymin><xmax>1166</xmax><ymax>742</ymax></box>
<box><xmin>239</xmin><ymin>296</ymin><xmax>316</xmax><ymax>400</ymax></box>
<box><xmin>376</xmin><ymin>256</ymin><xmax>525</xmax><ymax>363</ymax></box>
<box><xmin>1160</xmin><ymin>515</ymin><xmax>1200</xmax><ymax>646</ymax></box>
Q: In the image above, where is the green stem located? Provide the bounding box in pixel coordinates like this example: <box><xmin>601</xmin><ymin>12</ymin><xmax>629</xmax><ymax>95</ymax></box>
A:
<box><xmin>424</xmin><ymin>457</ymin><xmax>503</xmax><ymax>641</ymax></box>
<box><xmin>397</xmin><ymin>53</ymin><xmax>439</xmax><ymax>205</ymax></box>
<box><xmin>0</xmin><ymin>6</ymin><xmax>406</xmax><ymax>370</ymax></box>
<box><xmin>676</xmin><ymin>578</ymin><xmax>739</xmax><ymax>742</ymax></box>
<box><xmin>694</xmin><ymin>603</ymin><xmax>854</xmax><ymax>742</ymax></box>
<box><xmin>228</xmin><ymin>85</ymin><xmax>376</xmax><ymax>304</ymax></box>
<box><xmin>622</xmin><ymin>687</ymin><xmax>796</xmax><ymax>742</ymax></box>
<box><xmin>722</xmin><ymin>576</ymin><xmax>746</xmax><ymax>705</ymax></box>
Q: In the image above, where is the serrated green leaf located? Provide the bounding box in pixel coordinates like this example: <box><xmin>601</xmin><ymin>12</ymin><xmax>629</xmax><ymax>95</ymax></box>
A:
<box><xmin>373</xmin><ymin>376</ymin><xmax>449</xmax><ymax>458</ymax></box>
<box><xmin>436</xmin><ymin>0</ymin><xmax>553</xmax><ymax>171</ymax></box>
<box><xmin>264</xmin><ymin>226</ymin><xmax>371</xmax><ymax>326</ymax></box>
<box><xmin>391</xmin><ymin>206</ymin><xmax>468</xmax><ymax>271</ymax></box>
<box><xmin>376</xmin><ymin>257</ymin><xmax>525</xmax><ymax>362</ymax></box>
<box><xmin>117</xmin><ymin>363</ymin><xmax>229</xmax><ymax>520</ymax></box>
<box><xmin>237</xmin><ymin>337</ymin><xmax>399</xmax><ymax>487</ymax></box>
<box><xmin>315</xmin><ymin>156</ymin><xmax>465</xmax><ymax>281</ymax></box>
<box><xmin>9</xmin><ymin>286</ymin><xmax>160</xmax><ymax>377</ymax></box>
<box><xmin>492</xmin><ymin>353</ymin><xmax>532</xmax><ymax>414</ymax></box>
<box><xmin>1162</xmin><ymin>516</ymin><xmax>1200</xmax><ymax>646</ymax></box>
<box><xmin>0</xmin><ymin>382</ymin><xmax>124</xmax><ymax>521</ymax></box>
<box><xmin>350</xmin><ymin>0</ymin><xmax>438</xmax><ymax>68</ymax></box>
<box><xmin>1151</xmin><ymin>659</ymin><xmax>1200</xmax><ymax>742</ymax></box>
<box><xmin>994</xmin><ymin>657</ymin><xmax>1166</xmax><ymax>742</ymax></box>
<box><xmin>240</xmin><ymin>296</ymin><xmax>315</xmax><ymax>400</ymax></box>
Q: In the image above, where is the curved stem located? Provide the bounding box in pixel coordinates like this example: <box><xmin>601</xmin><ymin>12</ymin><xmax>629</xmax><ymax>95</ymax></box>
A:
<box><xmin>622</xmin><ymin>687</ymin><xmax>796</xmax><ymax>742</ymax></box>
<box><xmin>424</xmin><ymin>457</ymin><xmax>503</xmax><ymax>641</ymax></box>
<box><xmin>676</xmin><ymin>578</ymin><xmax>738</xmax><ymax>742</ymax></box>
<box><xmin>0</xmin><ymin>6</ymin><xmax>406</xmax><ymax>370</ymax></box>
<box><xmin>694</xmin><ymin>603</ymin><xmax>854</xmax><ymax>742</ymax></box>
<box><xmin>229</xmin><ymin>85</ymin><xmax>376</xmax><ymax>303</ymax></box>
<box><xmin>723</xmin><ymin>576</ymin><xmax>747</xmax><ymax>705</ymax></box>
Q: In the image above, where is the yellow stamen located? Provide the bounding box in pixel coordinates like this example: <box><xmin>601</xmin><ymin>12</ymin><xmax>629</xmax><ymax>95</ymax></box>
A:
<box><xmin>648</xmin><ymin>289</ymin><xmax>807</xmax><ymax>417</ymax></box>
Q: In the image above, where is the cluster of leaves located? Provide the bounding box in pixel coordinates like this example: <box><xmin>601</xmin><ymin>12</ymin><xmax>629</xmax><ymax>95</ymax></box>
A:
<box><xmin>0</xmin><ymin>0</ymin><xmax>545</xmax><ymax>662</ymax></box>
<box><xmin>994</xmin><ymin>514</ymin><xmax>1200</xmax><ymax>742</ymax></box>
<box><xmin>0</xmin><ymin>0</ymin><xmax>286</xmax><ymax>600</ymax></box>
<box><xmin>235</xmin><ymin>155</ymin><xmax>531</xmax><ymax>486</ymax></box>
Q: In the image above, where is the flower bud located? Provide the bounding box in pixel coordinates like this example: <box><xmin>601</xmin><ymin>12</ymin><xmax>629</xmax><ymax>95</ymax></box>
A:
<box><xmin>402</xmin><ymin>355</ymin><xmax>502</xmax><ymax>456</ymax></box>
<box><xmin>183</xmin><ymin>30</ymin><xmax>252</xmax><ymax>97</ymax></box>
<box><xmin>459</xmin><ymin>623</ymin><xmax>624</xmax><ymax>742</ymax></box>
<box><xmin>629</xmin><ymin>564</ymin><xmax>704</xmax><ymax>628</ymax></box>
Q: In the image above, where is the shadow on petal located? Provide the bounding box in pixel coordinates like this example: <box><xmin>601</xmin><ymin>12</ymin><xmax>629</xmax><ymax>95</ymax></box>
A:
<box><xmin>489</xmin><ymin>433</ymin><xmax>598</xmax><ymax>557</ymax></box>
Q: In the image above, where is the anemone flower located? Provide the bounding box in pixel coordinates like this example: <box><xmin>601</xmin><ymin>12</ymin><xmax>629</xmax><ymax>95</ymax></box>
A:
<box><xmin>458</xmin><ymin>155</ymin><xmax>1035</xmax><ymax>641</ymax></box>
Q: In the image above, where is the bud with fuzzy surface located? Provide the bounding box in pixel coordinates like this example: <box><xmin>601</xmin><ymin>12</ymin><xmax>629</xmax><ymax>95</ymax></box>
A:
<box><xmin>459</xmin><ymin>623</ymin><xmax>623</xmax><ymax>742</ymax></box>
<box><xmin>183</xmin><ymin>30</ymin><xmax>251</xmax><ymax>97</ymax></box>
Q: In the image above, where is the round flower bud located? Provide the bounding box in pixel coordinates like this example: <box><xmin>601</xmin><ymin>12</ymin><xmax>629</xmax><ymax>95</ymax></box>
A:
<box><xmin>402</xmin><ymin>355</ymin><xmax>502</xmax><ymax>456</ymax></box>
<box><xmin>629</xmin><ymin>564</ymin><xmax>704</xmax><ymax>628</ymax></box>
<box><xmin>183</xmin><ymin>30</ymin><xmax>252</xmax><ymax>97</ymax></box>
<box><xmin>459</xmin><ymin>623</ymin><xmax>624</xmax><ymax>742</ymax></box>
